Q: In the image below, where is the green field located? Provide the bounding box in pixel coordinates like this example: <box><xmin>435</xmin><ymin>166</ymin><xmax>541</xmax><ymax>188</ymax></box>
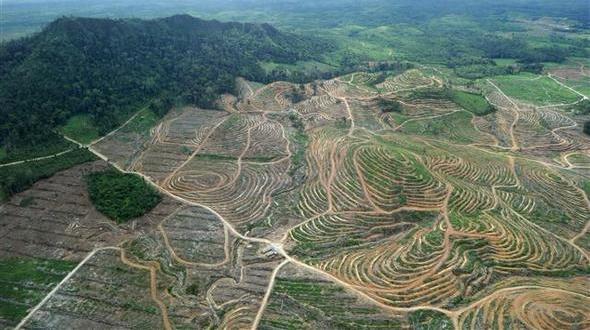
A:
<box><xmin>490</xmin><ymin>74</ymin><xmax>581</xmax><ymax>105</ymax></box>
<box><xmin>59</xmin><ymin>114</ymin><xmax>100</xmax><ymax>145</ymax></box>
<box><xmin>450</xmin><ymin>90</ymin><xmax>495</xmax><ymax>116</ymax></box>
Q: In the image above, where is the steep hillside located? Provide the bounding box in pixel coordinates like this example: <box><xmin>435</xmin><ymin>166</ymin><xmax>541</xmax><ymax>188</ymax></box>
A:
<box><xmin>0</xmin><ymin>14</ymin><xmax>327</xmax><ymax>149</ymax></box>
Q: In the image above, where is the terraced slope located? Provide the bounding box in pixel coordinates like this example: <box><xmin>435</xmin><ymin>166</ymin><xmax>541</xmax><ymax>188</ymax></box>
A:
<box><xmin>6</xmin><ymin>66</ymin><xmax>590</xmax><ymax>329</ymax></box>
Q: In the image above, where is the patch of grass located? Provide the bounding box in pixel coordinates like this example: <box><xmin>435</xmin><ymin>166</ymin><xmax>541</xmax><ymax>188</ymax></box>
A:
<box><xmin>86</xmin><ymin>169</ymin><xmax>162</xmax><ymax>223</ymax></box>
<box><xmin>491</xmin><ymin>74</ymin><xmax>581</xmax><ymax>105</ymax></box>
<box><xmin>59</xmin><ymin>114</ymin><xmax>100</xmax><ymax>145</ymax></box>
<box><xmin>0</xmin><ymin>257</ymin><xmax>76</xmax><ymax>323</ymax></box>
<box><xmin>450</xmin><ymin>90</ymin><xmax>495</xmax><ymax>116</ymax></box>
<box><xmin>409</xmin><ymin>88</ymin><xmax>494</xmax><ymax>116</ymax></box>
<box><xmin>493</xmin><ymin>58</ymin><xmax>518</xmax><ymax>66</ymax></box>
<box><xmin>0</xmin><ymin>148</ymin><xmax>97</xmax><ymax>202</ymax></box>
<box><xmin>124</xmin><ymin>109</ymin><xmax>160</xmax><ymax>134</ymax></box>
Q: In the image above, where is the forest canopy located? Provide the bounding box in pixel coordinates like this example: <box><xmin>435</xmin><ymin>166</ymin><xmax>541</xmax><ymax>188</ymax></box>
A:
<box><xmin>0</xmin><ymin>14</ymin><xmax>329</xmax><ymax>150</ymax></box>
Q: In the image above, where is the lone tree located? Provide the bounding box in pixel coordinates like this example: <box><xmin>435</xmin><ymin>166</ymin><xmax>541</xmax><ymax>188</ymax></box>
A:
<box><xmin>584</xmin><ymin>121</ymin><xmax>590</xmax><ymax>136</ymax></box>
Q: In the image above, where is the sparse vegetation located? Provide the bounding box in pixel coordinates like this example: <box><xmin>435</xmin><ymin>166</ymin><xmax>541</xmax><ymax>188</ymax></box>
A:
<box><xmin>288</xmin><ymin>113</ymin><xmax>309</xmax><ymax>176</ymax></box>
<box><xmin>409</xmin><ymin>310</ymin><xmax>454</xmax><ymax>330</ymax></box>
<box><xmin>0</xmin><ymin>147</ymin><xmax>96</xmax><ymax>201</ymax></box>
<box><xmin>0</xmin><ymin>258</ymin><xmax>75</xmax><ymax>323</ymax></box>
<box><xmin>449</xmin><ymin>90</ymin><xmax>495</xmax><ymax>116</ymax></box>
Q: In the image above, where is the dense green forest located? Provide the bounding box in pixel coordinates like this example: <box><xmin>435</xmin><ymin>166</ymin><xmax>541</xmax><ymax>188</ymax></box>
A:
<box><xmin>86</xmin><ymin>170</ymin><xmax>162</xmax><ymax>222</ymax></box>
<box><xmin>0</xmin><ymin>14</ymin><xmax>328</xmax><ymax>150</ymax></box>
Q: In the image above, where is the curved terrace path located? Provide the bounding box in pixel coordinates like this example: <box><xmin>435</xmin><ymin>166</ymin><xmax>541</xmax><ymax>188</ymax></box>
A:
<box><xmin>15</xmin><ymin>68</ymin><xmax>590</xmax><ymax>329</ymax></box>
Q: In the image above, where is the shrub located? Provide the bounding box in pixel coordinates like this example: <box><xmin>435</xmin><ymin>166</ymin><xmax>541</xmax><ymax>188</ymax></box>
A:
<box><xmin>378</xmin><ymin>98</ymin><xmax>403</xmax><ymax>113</ymax></box>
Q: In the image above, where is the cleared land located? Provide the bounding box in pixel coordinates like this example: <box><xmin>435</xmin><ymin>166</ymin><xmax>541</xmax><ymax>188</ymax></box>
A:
<box><xmin>2</xmin><ymin>67</ymin><xmax>590</xmax><ymax>329</ymax></box>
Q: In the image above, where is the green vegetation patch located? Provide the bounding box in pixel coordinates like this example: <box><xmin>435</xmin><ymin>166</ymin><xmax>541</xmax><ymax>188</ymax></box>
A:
<box><xmin>86</xmin><ymin>170</ymin><xmax>162</xmax><ymax>223</ymax></box>
<box><xmin>378</xmin><ymin>98</ymin><xmax>403</xmax><ymax>113</ymax></box>
<box><xmin>449</xmin><ymin>90</ymin><xmax>495</xmax><ymax>116</ymax></box>
<box><xmin>0</xmin><ymin>148</ymin><xmax>7</xmax><ymax>163</ymax></box>
<box><xmin>126</xmin><ymin>109</ymin><xmax>160</xmax><ymax>134</ymax></box>
<box><xmin>491</xmin><ymin>74</ymin><xmax>581</xmax><ymax>105</ymax></box>
<box><xmin>266</xmin><ymin>278</ymin><xmax>401</xmax><ymax>328</ymax></box>
<box><xmin>408</xmin><ymin>310</ymin><xmax>454</xmax><ymax>330</ymax></box>
<box><xmin>0</xmin><ymin>147</ymin><xmax>97</xmax><ymax>201</ymax></box>
<box><xmin>0</xmin><ymin>257</ymin><xmax>76</xmax><ymax>323</ymax></box>
<box><xmin>288</xmin><ymin>113</ymin><xmax>309</xmax><ymax>176</ymax></box>
<box><xmin>574</xmin><ymin>99</ymin><xmax>590</xmax><ymax>115</ymax></box>
<box><xmin>402</xmin><ymin>111</ymin><xmax>484</xmax><ymax>144</ymax></box>
<box><xmin>0</xmin><ymin>15</ymin><xmax>328</xmax><ymax>150</ymax></box>
<box><xmin>409</xmin><ymin>88</ymin><xmax>494</xmax><ymax>116</ymax></box>
<box><xmin>0</xmin><ymin>133</ymin><xmax>73</xmax><ymax>165</ymax></box>
<box><xmin>59</xmin><ymin>114</ymin><xmax>100</xmax><ymax>145</ymax></box>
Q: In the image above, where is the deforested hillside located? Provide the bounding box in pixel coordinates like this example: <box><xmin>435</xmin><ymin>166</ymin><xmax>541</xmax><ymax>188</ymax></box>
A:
<box><xmin>0</xmin><ymin>14</ymin><xmax>328</xmax><ymax>149</ymax></box>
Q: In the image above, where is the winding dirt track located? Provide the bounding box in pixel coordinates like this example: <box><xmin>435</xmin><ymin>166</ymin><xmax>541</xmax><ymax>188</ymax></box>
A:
<box><xmin>17</xmin><ymin>68</ymin><xmax>590</xmax><ymax>329</ymax></box>
<box><xmin>0</xmin><ymin>148</ymin><xmax>74</xmax><ymax>168</ymax></box>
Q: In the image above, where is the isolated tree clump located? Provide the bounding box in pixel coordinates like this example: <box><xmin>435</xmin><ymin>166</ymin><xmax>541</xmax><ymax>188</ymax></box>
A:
<box><xmin>86</xmin><ymin>170</ymin><xmax>161</xmax><ymax>223</ymax></box>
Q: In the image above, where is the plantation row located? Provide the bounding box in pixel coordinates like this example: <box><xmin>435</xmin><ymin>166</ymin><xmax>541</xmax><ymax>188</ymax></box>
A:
<box><xmin>7</xmin><ymin>67</ymin><xmax>589</xmax><ymax>329</ymax></box>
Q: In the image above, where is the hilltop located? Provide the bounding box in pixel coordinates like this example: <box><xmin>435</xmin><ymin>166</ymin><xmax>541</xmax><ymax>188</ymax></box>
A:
<box><xmin>0</xmin><ymin>14</ymin><xmax>327</xmax><ymax>149</ymax></box>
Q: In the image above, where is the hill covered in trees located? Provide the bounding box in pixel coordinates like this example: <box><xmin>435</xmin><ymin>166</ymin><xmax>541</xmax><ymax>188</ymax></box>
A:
<box><xmin>0</xmin><ymin>14</ymin><xmax>328</xmax><ymax>150</ymax></box>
